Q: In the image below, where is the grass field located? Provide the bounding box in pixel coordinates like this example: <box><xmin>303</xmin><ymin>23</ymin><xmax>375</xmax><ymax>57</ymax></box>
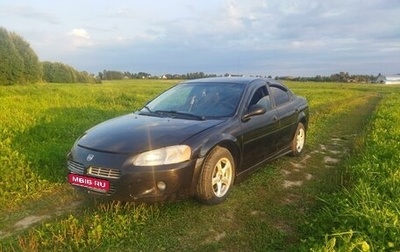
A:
<box><xmin>0</xmin><ymin>80</ymin><xmax>399</xmax><ymax>251</ymax></box>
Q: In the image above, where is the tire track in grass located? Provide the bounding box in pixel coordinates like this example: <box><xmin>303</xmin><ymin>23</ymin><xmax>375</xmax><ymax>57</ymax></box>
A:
<box><xmin>275</xmin><ymin>92</ymin><xmax>382</xmax><ymax>247</ymax></box>
<box><xmin>0</xmin><ymin>185</ymin><xmax>84</xmax><ymax>239</ymax></box>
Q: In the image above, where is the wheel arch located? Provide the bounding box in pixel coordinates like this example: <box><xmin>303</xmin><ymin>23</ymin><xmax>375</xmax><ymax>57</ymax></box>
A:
<box><xmin>199</xmin><ymin>133</ymin><xmax>241</xmax><ymax>169</ymax></box>
<box><xmin>190</xmin><ymin>134</ymin><xmax>241</xmax><ymax>194</ymax></box>
<box><xmin>215</xmin><ymin>139</ymin><xmax>241</xmax><ymax>170</ymax></box>
<box><xmin>298</xmin><ymin>110</ymin><xmax>308</xmax><ymax>129</ymax></box>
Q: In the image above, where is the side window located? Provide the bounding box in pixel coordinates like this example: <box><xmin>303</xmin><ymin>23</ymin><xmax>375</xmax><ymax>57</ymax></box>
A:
<box><xmin>249</xmin><ymin>86</ymin><xmax>270</xmax><ymax>109</ymax></box>
<box><xmin>270</xmin><ymin>85</ymin><xmax>290</xmax><ymax>106</ymax></box>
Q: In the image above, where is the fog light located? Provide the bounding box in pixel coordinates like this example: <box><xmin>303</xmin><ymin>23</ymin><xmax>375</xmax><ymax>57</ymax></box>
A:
<box><xmin>157</xmin><ymin>181</ymin><xmax>166</xmax><ymax>191</ymax></box>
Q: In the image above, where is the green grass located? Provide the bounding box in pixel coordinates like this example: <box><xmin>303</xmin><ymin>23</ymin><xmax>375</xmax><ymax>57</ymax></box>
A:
<box><xmin>299</xmin><ymin>90</ymin><xmax>400</xmax><ymax>251</ymax></box>
<box><xmin>0</xmin><ymin>80</ymin><xmax>400</xmax><ymax>251</ymax></box>
<box><xmin>0</xmin><ymin>80</ymin><xmax>177</xmax><ymax>210</ymax></box>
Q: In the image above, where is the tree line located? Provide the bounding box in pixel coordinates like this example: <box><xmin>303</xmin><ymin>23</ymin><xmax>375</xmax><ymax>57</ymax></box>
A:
<box><xmin>100</xmin><ymin>70</ymin><xmax>378</xmax><ymax>83</ymax></box>
<box><xmin>98</xmin><ymin>70</ymin><xmax>217</xmax><ymax>80</ymax></box>
<box><xmin>277</xmin><ymin>72</ymin><xmax>377</xmax><ymax>83</ymax></box>
<box><xmin>42</xmin><ymin>61</ymin><xmax>99</xmax><ymax>84</ymax></box>
<box><xmin>0</xmin><ymin>27</ymin><xmax>98</xmax><ymax>85</ymax></box>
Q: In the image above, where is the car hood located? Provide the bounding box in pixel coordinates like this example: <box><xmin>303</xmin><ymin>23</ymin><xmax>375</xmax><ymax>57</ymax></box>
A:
<box><xmin>77</xmin><ymin>113</ymin><xmax>223</xmax><ymax>154</ymax></box>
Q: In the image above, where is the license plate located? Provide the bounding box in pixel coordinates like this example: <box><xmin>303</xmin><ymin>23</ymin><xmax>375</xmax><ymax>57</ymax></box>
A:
<box><xmin>68</xmin><ymin>173</ymin><xmax>110</xmax><ymax>191</ymax></box>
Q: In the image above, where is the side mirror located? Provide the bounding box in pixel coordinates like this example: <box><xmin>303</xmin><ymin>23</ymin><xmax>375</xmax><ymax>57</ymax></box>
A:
<box><xmin>242</xmin><ymin>104</ymin><xmax>267</xmax><ymax>122</ymax></box>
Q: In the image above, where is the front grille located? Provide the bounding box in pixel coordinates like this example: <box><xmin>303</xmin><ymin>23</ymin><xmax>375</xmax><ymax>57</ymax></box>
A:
<box><xmin>88</xmin><ymin>166</ymin><xmax>121</xmax><ymax>179</ymax></box>
<box><xmin>67</xmin><ymin>160</ymin><xmax>85</xmax><ymax>174</ymax></box>
<box><xmin>68</xmin><ymin>161</ymin><xmax>120</xmax><ymax>196</ymax></box>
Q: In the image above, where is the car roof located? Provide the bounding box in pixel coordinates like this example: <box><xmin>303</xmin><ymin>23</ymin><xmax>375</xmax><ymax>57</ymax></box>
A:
<box><xmin>183</xmin><ymin>77</ymin><xmax>282</xmax><ymax>86</ymax></box>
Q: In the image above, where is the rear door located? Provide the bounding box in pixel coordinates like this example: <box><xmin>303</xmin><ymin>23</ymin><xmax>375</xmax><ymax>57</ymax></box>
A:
<box><xmin>269</xmin><ymin>84</ymin><xmax>298</xmax><ymax>150</ymax></box>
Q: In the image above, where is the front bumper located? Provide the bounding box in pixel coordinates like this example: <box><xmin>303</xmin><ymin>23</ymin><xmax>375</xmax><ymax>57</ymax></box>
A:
<box><xmin>67</xmin><ymin>146</ymin><xmax>202</xmax><ymax>202</ymax></box>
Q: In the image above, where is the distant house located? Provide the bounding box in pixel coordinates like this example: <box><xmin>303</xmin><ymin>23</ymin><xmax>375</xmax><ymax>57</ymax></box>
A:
<box><xmin>375</xmin><ymin>74</ymin><xmax>400</xmax><ymax>84</ymax></box>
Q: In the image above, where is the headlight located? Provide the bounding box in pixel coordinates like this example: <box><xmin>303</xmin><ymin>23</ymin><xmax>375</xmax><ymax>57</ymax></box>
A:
<box><xmin>133</xmin><ymin>145</ymin><xmax>191</xmax><ymax>166</ymax></box>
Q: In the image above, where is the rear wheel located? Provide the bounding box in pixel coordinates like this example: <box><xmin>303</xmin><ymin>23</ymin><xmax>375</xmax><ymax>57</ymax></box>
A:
<box><xmin>291</xmin><ymin>122</ymin><xmax>306</xmax><ymax>156</ymax></box>
<box><xmin>196</xmin><ymin>146</ymin><xmax>235</xmax><ymax>205</ymax></box>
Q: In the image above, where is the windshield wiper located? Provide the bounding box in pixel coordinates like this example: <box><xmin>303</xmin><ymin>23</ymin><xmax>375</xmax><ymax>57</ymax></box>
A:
<box><xmin>154</xmin><ymin>110</ymin><xmax>205</xmax><ymax>120</ymax></box>
<box><xmin>138</xmin><ymin>106</ymin><xmax>158</xmax><ymax>116</ymax></box>
<box><xmin>143</xmin><ymin>106</ymin><xmax>153</xmax><ymax>113</ymax></box>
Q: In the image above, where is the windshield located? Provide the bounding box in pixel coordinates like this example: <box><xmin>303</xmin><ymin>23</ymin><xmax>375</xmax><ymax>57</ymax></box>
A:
<box><xmin>140</xmin><ymin>82</ymin><xmax>245</xmax><ymax>119</ymax></box>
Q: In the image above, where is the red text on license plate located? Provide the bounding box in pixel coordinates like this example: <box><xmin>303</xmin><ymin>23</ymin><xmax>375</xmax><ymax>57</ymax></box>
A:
<box><xmin>68</xmin><ymin>173</ymin><xmax>110</xmax><ymax>191</ymax></box>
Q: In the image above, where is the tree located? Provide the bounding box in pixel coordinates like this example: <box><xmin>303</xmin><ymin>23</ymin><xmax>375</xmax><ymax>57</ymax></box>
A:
<box><xmin>0</xmin><ymin>27</ymin><xmax>24</xmax><ymax>85</ymax></box>
<box><xmin>42</xmin><ymin>61</ymin><xmax>97</xmax><ymax>83</ymax></box>
<box><xmin>43</xmin><ymin>61</ymin><xmax>77</xmax><ymax>83</ymax></box>
<box><xmin>0</xmin><ymin>27</ymin><xmax>42</xmax><ymax>85</ymax></box>
<box><xmin>101</xmin><ymin>70</ymin><xmax>125</xmax><ymax>80</ymax></box>
<box><xmin>9</xmin><ymin>32</ymin><xmax>42</xmax><ymax>84</ymax></box>
<box><xmin>42</xmin><ymin>61</ymin><xmax>69</xmax><ymax>83</ymax></box>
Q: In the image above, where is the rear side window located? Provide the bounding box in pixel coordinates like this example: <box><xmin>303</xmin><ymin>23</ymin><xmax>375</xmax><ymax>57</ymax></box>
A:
<box><xmin>270</xmin><ymin>85</ymin><xmax>291</xmax><ymax>106</ymax></box>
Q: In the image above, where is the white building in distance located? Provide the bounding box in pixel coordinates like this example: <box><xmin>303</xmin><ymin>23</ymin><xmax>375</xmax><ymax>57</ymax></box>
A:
<box><xmin>375</xmin><ymin>74</ymin><xmax>400</xmax><ymax>84</ymax></box>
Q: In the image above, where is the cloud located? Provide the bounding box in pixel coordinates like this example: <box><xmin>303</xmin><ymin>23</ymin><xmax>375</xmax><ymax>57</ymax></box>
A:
<box><xmin>0</xmin><ymin>4</ymin><xmax>60</xmax><ymax>24</ymax></box>
<box><xmin>68</xmin><ymin>29</ymin><xmax>93</xmax><ymax>48</ymax></box>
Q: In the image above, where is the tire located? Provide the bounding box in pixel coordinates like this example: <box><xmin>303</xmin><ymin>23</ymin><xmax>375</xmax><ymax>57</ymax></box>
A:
<box><xmin>196</xmin><ymin>146</ymin><xmax>235</xmax><ymax>205</ymax></box>
<box><xmin>291</xmin><ymin>122</ymin><xmax>306</xmax><ymax>156</ymax></box>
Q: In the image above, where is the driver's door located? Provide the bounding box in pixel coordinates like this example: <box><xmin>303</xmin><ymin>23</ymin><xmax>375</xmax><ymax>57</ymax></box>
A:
<box><xmin>240</xmin><ymin>85</ymin><xmax>279</xmax><ymax>172</ymax></box>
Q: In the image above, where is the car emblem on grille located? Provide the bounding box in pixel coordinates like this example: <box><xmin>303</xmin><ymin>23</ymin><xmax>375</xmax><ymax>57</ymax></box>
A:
<box><xmin>86</xmin><ymin>154</ymin><xmax>94</xmax><ymax>161</ymax></box>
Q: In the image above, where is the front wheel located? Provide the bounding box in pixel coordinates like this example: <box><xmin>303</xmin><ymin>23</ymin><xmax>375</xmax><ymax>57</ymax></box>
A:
<box><xmin>291</xmin><ymin>122</ymin><xmax>306</xmax><ymax>156</ymax></box>
<box><xmin>196</xmin><ymin>146</ymin><xmax>235</xmax><ymax>205</ymax></box>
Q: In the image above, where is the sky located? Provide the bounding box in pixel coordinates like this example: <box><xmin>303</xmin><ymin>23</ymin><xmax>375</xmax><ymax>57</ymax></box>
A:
<box><xmin>1</xmin><ymin>0</ymin><xmax>399</xmax><ymax>77</ymax></box>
